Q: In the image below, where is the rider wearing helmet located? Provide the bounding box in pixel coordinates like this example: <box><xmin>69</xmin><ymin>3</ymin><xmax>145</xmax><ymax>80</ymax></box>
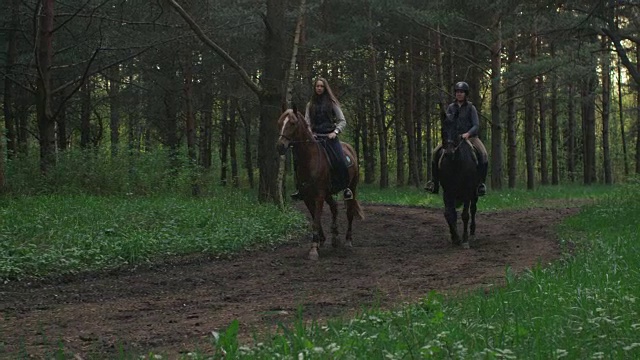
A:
<box><xmin>424</xmin><ymin>81</ymin><xmax>488</xmax><ymax>196</ymax></box>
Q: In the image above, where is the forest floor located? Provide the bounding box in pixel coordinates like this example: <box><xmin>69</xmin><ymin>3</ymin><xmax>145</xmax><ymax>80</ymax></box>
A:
<box><xmin>0</xmin><ymin>201</ymin><xmax>580</xmax><ymax>358</ymax></box>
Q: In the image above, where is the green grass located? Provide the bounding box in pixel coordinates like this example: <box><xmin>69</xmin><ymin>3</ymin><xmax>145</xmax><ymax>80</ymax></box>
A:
<box><xmin>188</xmin><ymin>181</ymin><xmax>640</xmax><ymax>359</ymax></box>
<box><xmin>2</xmin><ymin>176</ymin><xmax>638</xmax><ymax>359</ymax></box>
<box><xmin>358</xmin><ymin>183</ymin><xmax>614</xmax><ymax>211</ymax></box>
<box><xmin>0</xmin><ymin>190</ymin><xmax>307</xmax><ymax>280</ymax></box>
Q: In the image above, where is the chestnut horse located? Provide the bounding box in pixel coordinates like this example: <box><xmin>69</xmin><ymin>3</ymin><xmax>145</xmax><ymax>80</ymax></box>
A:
<box><xmin>276</xmin><ymin>107</ymin><xmax>365</xmax><ymax>260</ymax></box>
<box><xmin>438</xmin><ymin>118</ymin><xmax>480</xmax><ymax>249</ymax></box>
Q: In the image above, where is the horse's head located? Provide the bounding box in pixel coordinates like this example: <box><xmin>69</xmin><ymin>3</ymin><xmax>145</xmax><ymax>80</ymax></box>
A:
<box><xmin>276</xmin><ymin>105</ymin><xmax>307</xmax><ymax>155</ymax></box>
<box><xmin>441</xmin><ymin>118</ymin><xmax>462</xmax><ymax>157</ymax></box>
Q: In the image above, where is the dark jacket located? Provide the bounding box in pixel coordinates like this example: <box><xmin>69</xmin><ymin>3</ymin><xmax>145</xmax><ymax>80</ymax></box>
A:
<box><xmin>445</xmin><ymin>101</ymin><xmax>479</xmax><ymax>137</ymax></box>
<box><xmin>305</xmin><ymin>97</ymin><xmax>347</xmax><ymax>135</ymax></box>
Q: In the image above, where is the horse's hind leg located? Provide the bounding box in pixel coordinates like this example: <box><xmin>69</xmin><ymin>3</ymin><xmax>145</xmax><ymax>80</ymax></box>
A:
<box><xmin>326</xmin><ymin>196</ymin><xmax>340</xmax><ymax>247</ymax></box>
<box><xmin>461</xmin><ymin>201</ymin><xmax>471</xmax><ymax>249</ymax></box>
<box><xmin>345</xmin><ymin>199</ymin><xmax>355</xmax><ymax>248</ymax></box>
<box><xmin>469</xmin><ymin>198</ymin><xmax>477</xmax><ymax>242</ymax></box>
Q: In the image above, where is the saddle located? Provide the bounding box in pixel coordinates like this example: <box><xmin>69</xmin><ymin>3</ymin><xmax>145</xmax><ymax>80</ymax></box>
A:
<box><xmin>437</xmin><ymin>139</ymin><xmax>479</xmax><ymax>169</ymax></box>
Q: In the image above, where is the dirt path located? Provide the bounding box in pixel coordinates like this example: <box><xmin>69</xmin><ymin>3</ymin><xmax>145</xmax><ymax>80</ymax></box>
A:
<box><xmin>0</xmin><ymin>204</ymin><xmax>578</xmax><ymax>358</ymax></box>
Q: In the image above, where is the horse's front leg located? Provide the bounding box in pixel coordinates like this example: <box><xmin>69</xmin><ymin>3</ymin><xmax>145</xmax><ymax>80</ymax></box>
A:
<box><xmin>443</xmin><ymin>193</ymin><xmax>460</xmax><ymax>245</ymax></box>
<box><xmin>325</xmin><ymin>195</ymin><xmax>340</xmax><ymax>247</ymax></box>
<box><xmin>304</xmin><ymin>197</ymin><xmax>326</xmax><ymax>260</ymax></box>
<box><xmin>461</xmin><ymin>201</ymin><xmax>470</xmax><ymax>249</ymax></box>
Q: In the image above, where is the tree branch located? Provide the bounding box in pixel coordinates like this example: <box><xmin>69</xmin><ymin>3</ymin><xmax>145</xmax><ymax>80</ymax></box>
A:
<box><xmin>165</xmin><ymin>0</ymin><xmax>263</xmax><ymax>97</ymax></box>
<box><xmin>601</xmin><ymin>27</ymin><xmax>640</xmax><ymax>87</ymax></box>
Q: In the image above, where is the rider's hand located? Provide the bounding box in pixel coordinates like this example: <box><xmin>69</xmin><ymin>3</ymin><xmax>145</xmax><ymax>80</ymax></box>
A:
<box><xmin>328</xmin><ymin>132</ymin><xmax>337</xmax><ymax>140</ymax></box>
<box><xmin>462</xmin><ymin>132</ymin><xmax>470</xmax><ymax>140</ymax></box>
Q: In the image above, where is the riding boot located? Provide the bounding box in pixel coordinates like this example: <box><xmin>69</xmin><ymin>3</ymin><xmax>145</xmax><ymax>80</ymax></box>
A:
<box><xmin>424</xmin><ymin>158</ymin><xmax>440</xmax><ymax>194</ymax></box>
<box><xmin>477</xmin><ymin>161</ymin><xmax>488</xmax><ymax>196</ymax></box>
<box><xmin>343</xmin><ymin>188</ymin><xmax>353</xmax><ymax>200</ymax></box>
<box><xmin>290</xmin><ymin>190</ymin><xmax>303</xmax><ymax>201</ymax></box>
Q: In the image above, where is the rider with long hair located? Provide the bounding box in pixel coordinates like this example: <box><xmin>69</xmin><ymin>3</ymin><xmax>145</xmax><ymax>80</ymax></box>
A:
<box><xmin>291</xmin><ymin>77</ymin><xmax>353</xmax><ymax>201</ymax></box>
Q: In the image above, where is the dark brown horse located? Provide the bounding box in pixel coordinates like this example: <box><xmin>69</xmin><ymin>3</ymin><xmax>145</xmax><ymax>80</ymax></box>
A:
<box><xmin>276</xmin><ymin>107</ymin><xmax>365</xmax><ymax>260</ymax></box>
<box><xmin>438</xmin><ymin>119</ymin><xmax>480</xmax><ymax>249</ymax></box>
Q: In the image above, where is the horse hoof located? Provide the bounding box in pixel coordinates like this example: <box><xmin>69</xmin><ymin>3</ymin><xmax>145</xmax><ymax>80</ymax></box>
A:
<box><xmin>462</xmin><ymin>242</ymin><xmax>470</xmax><ymax>249</ymax></box>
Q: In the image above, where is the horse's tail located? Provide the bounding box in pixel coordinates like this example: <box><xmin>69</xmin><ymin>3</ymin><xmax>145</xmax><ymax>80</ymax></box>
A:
<box><xmin>348</xmin><ymin>199</ymin><xmax>365</xmax><ymax>220</ymax></box>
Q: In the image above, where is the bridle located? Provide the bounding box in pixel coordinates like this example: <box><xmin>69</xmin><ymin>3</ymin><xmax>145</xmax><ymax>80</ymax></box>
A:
<box><xmin>278</xmin><ymin>112</ymin><xmax>324</xmax><ymax>146</ymax></box>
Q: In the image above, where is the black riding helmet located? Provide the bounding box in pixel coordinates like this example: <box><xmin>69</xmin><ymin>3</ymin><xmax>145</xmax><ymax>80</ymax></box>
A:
<box><xmin>454</xmin><ymin>81</ymin><xmax>470</xmax><ymax>94</ymax></box>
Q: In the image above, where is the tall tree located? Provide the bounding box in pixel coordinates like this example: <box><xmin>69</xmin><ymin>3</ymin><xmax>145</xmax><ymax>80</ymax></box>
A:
<box><xmin>490</xmin><ymin>19</ymin><xmax>503</xmax><ymax>190</ymax></box>
<box><xmin>537</xmin><ymin>38</ymin><xmax>548</xmax><ymax>185</ymax></box>
<box><xmin>524</xmin><ymin>36</ymin><xmax>537</xmax><ymax>190</ymax></box>
<box><xmin>506</xmin><ymin>41</ymin><xmax>518</xmax><ymax>188</ymax></box>
<box><xmin>601</xmin><ymin>37</ymin><xmax>613</xmax><ymax>184</ymax></box>
<box><xmin>167</xmin><ymin>0</ymin><xmax>287</xmax><ymax>202</ymax></box>
<box><xmin>567</xmin><ymin>83</ymin><xmax>577</xmax><ymax>182</ymax></box>
<box><xmin>550</xmin><ymin>45</ymin><xmax>560</xmax><ymax>185</ymax></box>
<box><xmin>35</xmin><ymin>0</ymin><xmax>56</xmax><ymax>173</ymax></box>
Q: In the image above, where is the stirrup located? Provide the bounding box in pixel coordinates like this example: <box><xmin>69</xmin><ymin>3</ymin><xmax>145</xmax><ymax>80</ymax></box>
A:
<box><xmin>343</xmin><ymin>188</ymin><xmax>353</xmax><ymax>200</ymax></box>
<box><xmin>477</xmin><ymin>183</ymin><xmax>486</xmax><ymax>196</ymax></box>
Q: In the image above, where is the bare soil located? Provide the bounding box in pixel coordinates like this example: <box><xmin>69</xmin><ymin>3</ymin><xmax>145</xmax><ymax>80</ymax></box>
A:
<box><xmin>0</xmin><ymin>203</ymin><xmax>579</xmax><ymax>358</ymax></box>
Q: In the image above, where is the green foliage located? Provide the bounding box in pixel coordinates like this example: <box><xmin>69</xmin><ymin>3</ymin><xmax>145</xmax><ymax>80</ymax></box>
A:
<box><xmin>0</xmin><ymin>193</ymin><xmax>307</xmax><ymax>280</ymax></box>
<box><xmin>5</xmin><ymin>147</ymin><xmax>229</xmax><ymax>196</ymax></box>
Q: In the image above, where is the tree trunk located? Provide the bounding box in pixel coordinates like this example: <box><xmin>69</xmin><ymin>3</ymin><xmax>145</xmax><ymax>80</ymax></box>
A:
<box><xmin>257</xmin><ymin>0</ymin><xmax>287</xmax><ymax>202</ymax></box>
<box><xmin>394</xmin><ymin>55</ymin><xmax>405</xmax><ymax>187</ymax></box>
<box><xmin>3</xmin><ymin>0</ymin><xmax>18</xmax><ymax>158</ymax></box>
<box><xmin>506</xmin><ymin>44</ymin><xmax>517</xmax><ymax>188</ymax></box>
<box><xmin>567</xmin><ymin>83</ymin><xmax>576</xmax><ymax>182</ymax></box>
<box><xmin>164</xmin><ymin>87</ymin><xmax>179</xmax><ymax>169</ymax></box>
<box><xmin>368</xmin><ymin>4</ymin><xmax>386</xmax><ymax>188</ymax></box>
<box><xmin>285</xmin><ymin>0</ymin><xmax>306</xmax><ymax>107</ymax></box>
<box><xmin>108</xmin><ymin>67</ymin><xmax>121</xmax><ymax>157</ymax></box>
<box><xmin>220</xmin><ymin>96</ymin><xmax>230</xmax><ymax>186</ymax></box>
<box><xmin>364</xmin><ymin>92</ymin><xmax>375</xmax><ymax>184</ymax></box>
<box><xmin>524</xmin><ymin>37</ymin><xmax>537</xmax><ymax>190</ymax></box>
<box><xmin>490</xmin><ymin>27</ymin><xmax>503</xmax><ymax>190</ymax></box>
<box><xmin>238</xmin><ymin>104</ymin><xmax>255</xmax><ymax>189</ymax></box>
<box><xmin>581</xmin><ymin>72</ymin><xmax>598</xmax><ymax>185</ymax></box>
<box><xmin>80</xmin><ymin>81</ymin><xmax>92</xmax><ymax>149</ymax></box>
<box><xmin>229</xmin><ymin>97</ymin><xmax>239</xmax><ymax>188</ymax></box>
<box><xmin>537</xmin><ymin>39</ymin><xmax>548</xmax><ymax>186</ymax></box>
<box><xmin>184</xmin><ymin>57</ymin><xmax>199</xmax><ymax>195</ymax></box>
<box><xmin>200</xmin><ymin>87</ymin><xmax>214</xmax><ymax>170</ymax></box>
<box><xmin>550</xmin><ymin>45</ymin><xmax>559</xmax><ymax>185</ymax></box>
<box><xmin>601</xmin><ymin>38</ymin><xmax>612</xmax><ymax>185</ymax></box>
<box><xmin>617</xmin><ymin>57</ymin><xmax>629</xmax><ymax>176</ymax></box>
<box><xmin>36</xmin><ymin>0</ymin><xmax>56</xmax><ymax>173</ymax></box>
<box><xmin>407</xmin><ymin>38</ymin><xmax>421</xmax><ymax>187</ymax></box>
<box><xmin>434</xmin><ymin>28</ymin><xmax>447</xmax><ymax>114</ymax></box>
<box><xmin>56</xmin><ymin>96</ymin><xmax>68</xmax><ymax>151</ymax></box>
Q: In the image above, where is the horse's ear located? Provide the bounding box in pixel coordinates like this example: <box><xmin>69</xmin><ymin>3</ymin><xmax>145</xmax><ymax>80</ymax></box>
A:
<box><xmin>292</xmin><ymin>103</ymin><xmax>298</xmax><ymax>114</ymax></box>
